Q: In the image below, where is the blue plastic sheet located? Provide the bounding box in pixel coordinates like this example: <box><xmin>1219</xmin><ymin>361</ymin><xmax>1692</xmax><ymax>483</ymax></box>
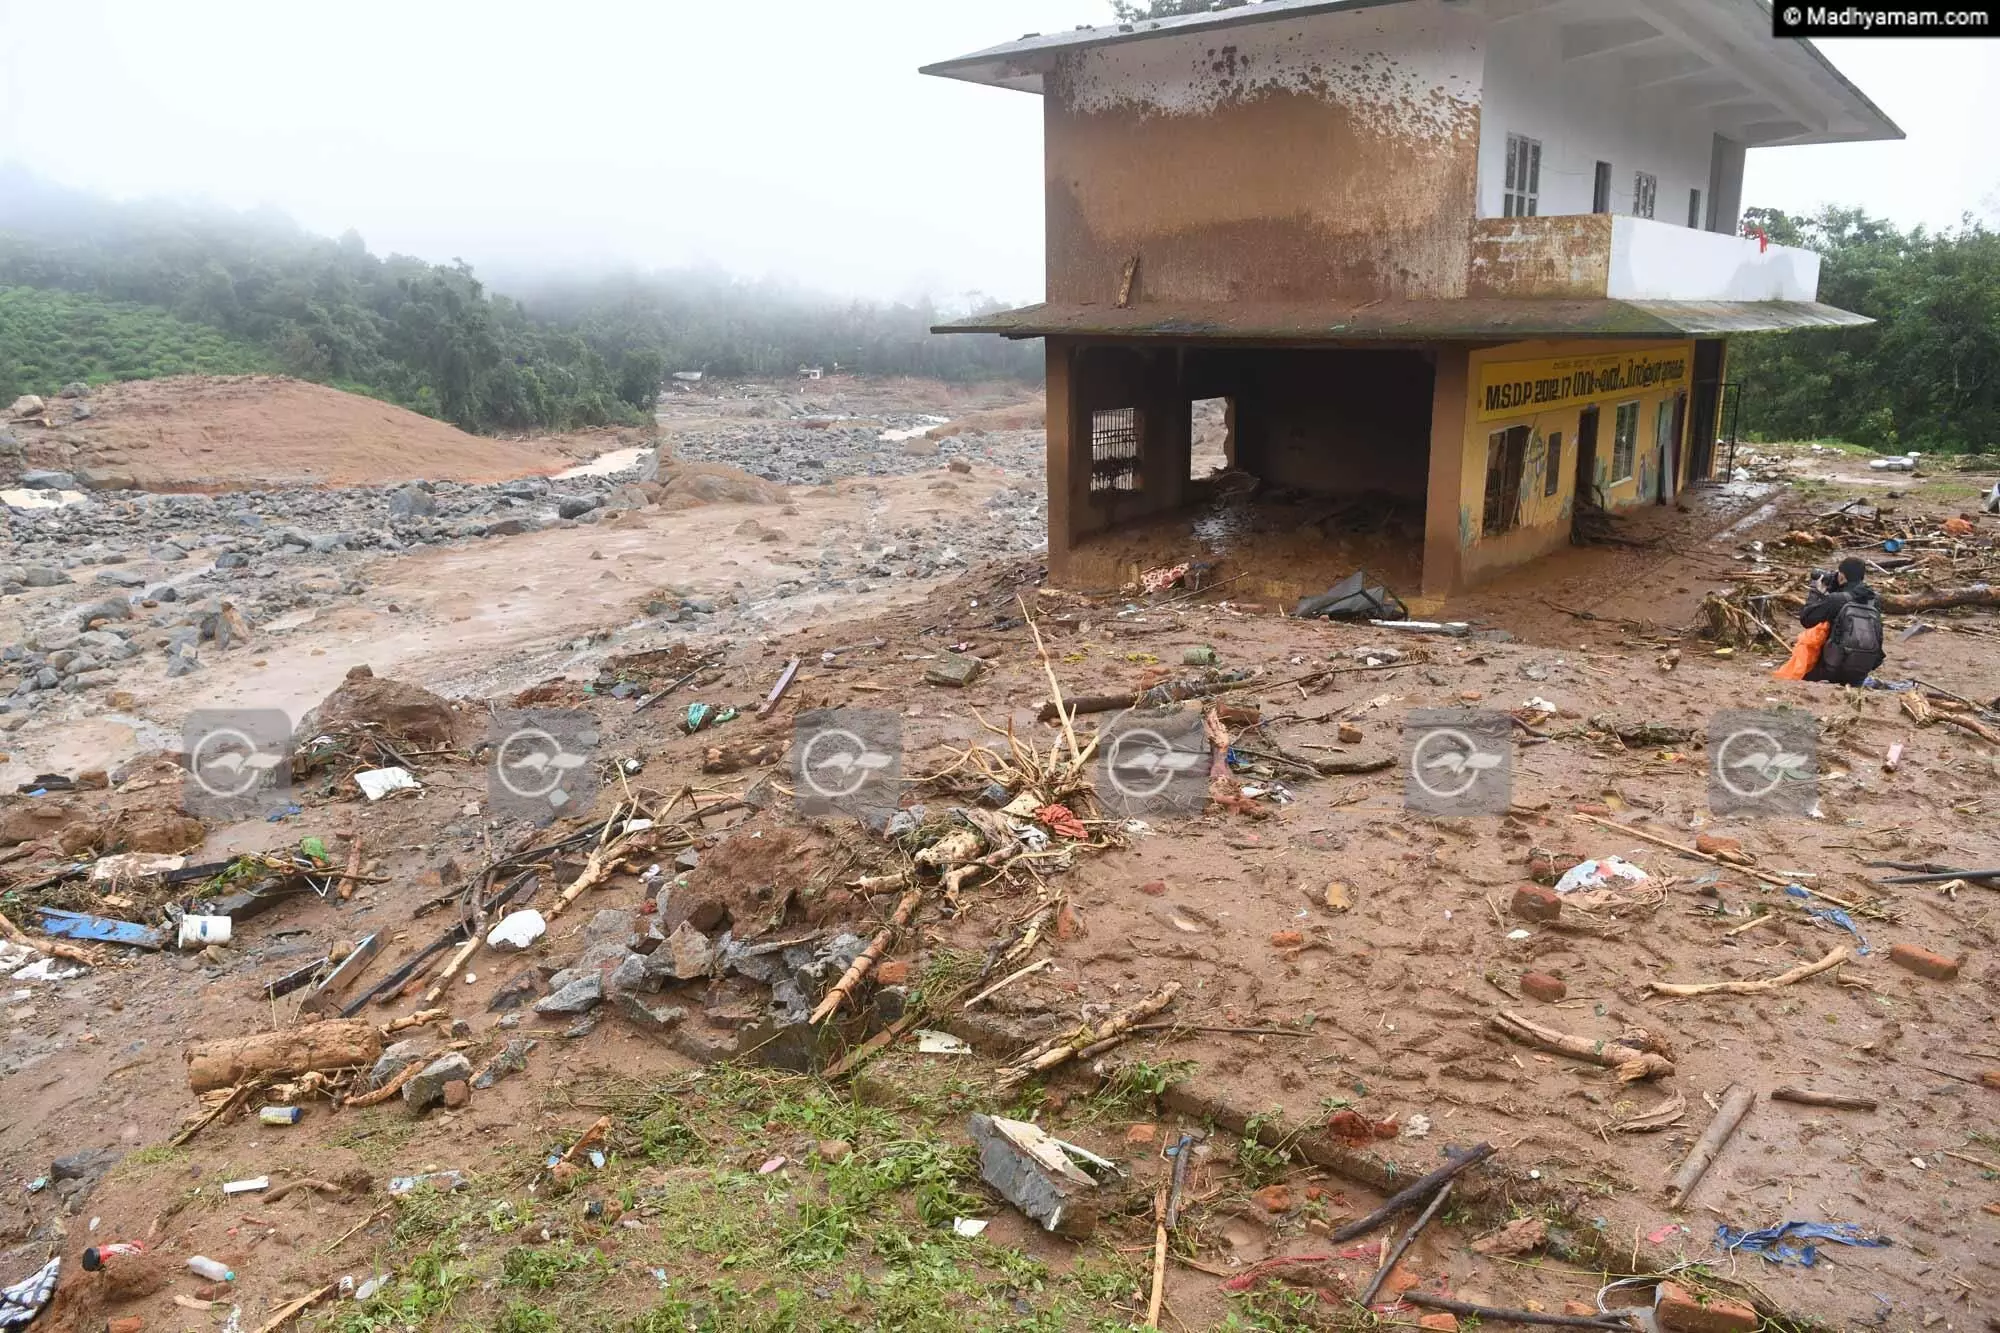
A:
<box><xmin>1784</xmin><ymin>885</ymin><xmax>1870</xmax><ymax>954</ymax></box>
<box><xmin>1715</xmin><ymin>1221</ymin><xmax>1890</xmax><ymax>1267</ymax></box>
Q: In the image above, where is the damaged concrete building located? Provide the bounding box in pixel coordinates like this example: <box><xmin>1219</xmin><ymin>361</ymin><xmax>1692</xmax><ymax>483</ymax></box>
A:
<box><xmin>923</xmin><ymin>0</ymin><xmax>1900</xmax><ymax>597</ymax></box>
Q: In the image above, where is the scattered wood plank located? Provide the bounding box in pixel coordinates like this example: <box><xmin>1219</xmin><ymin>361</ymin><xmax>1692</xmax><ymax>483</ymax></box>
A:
<box><xmin>1772</xmin><ymin>1086</ymin><xmax>1877</xmax><ymax>1111</ymax></box>
<box><xmin>810</xmin><ymin>889</ymin><xmax>922</xmax><ymax>1024</ymax></box>
<box><xmin>999</xmin><ymin>982</ymin><xmax>1180</xmax><ymax>1088</ymax></box>
<box><xmin>1488</xmin><ymin>1011</ymin><xmax>1673</xmax><ymax>1082</ymax></box>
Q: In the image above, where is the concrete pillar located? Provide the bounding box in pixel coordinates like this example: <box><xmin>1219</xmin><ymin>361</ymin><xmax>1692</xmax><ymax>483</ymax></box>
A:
<box><xmin>1045</xmin><ymin>337</ymin><xmax>1078</xmax><ymax>583</ymax></box>
<box><xmin>1422</xmin><ymin>345</ymin><xmax>1471</xmax><ymax>598</ymax></box>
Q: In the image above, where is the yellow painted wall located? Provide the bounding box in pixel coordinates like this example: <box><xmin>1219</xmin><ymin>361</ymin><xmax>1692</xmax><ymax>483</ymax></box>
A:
<box><xmin>1456</xmin><ymin>339</ymin><xmax>1693</xmax><ymax>574</ymax></box>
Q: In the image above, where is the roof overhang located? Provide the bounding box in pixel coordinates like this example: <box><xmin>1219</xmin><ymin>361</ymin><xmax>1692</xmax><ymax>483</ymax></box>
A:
<box><xmin>921</xmin><ymin>0</ymin><xmax>1902</xmax><ymax>147</ymax></box>
<box><xmin>933</xmin><ymin>298</ymin><xmax>1872</xmax><ymax>342</ymax></box>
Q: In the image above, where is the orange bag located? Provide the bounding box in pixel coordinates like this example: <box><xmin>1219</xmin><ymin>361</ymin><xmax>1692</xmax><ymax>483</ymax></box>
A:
<box><xmin>1773</xmin><ymin>621</ymin><xmax>1830</xmax><ymax>681</ymax></box>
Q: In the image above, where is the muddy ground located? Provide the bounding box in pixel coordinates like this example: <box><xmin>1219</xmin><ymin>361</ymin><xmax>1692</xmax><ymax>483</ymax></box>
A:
<box><xmin>0</xmin><ymin>383</ymin><xmax>1996</xmax><ymax>1333</ymax></box>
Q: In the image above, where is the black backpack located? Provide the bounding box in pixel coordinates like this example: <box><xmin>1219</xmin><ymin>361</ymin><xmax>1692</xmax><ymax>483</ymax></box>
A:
<box><xmin>1822</xmin><ymin>599</ymin><xmax>1885</xmax><ymax>678</ymax></box>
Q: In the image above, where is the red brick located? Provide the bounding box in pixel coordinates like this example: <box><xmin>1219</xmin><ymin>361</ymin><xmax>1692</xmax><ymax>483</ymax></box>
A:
<box><xmin>1511</xmin><ymin>884</ymin><xmax>1562</xmax><ymax>922</ymax></box>
<box><xmin>1888</xmin><ymin>943</ymin><xmax>1960</xmax><ymax>980</ymax></box>
<box><xmin>873</xmin><ymin>960</ymin><xmax>911</xmax><ymax>985</ymax></box>
<box><xmin>1124</xmin><ymin>1123</ymin><xmax>1158</xmax><ymax>1145</ymax></box>
<box><xmin>1655</xmin><ymin>1281</ymin><xmax>1758</xmax><ymax>1333</ymax></box>
<box><xmin>1270</xmin><ymin>930</ymin><xmax>1305</xmax><ymax>948</ymax></box>
<box><xmin>1694</xmin><ymin>832</ymin><xmax>1743</xmax><ymax>858</ymax></box>
<box><xmin>1418</xmin><ymin>1316</ymin><xmax>1459</xmax><ymax>1332</ymax></box>
<box><xmin>1520</xmin><ymin>971</ymin><xmax>1567</xmax><ymax>1003</ymax></box>
<box><xmin>1574</xmin><ymin>802</ymin><xmax>1612</xmax><ymax>816</ymax></box>
<box><xmin>1137</xmin><ymin>880</ymin><xmax>1167</xmax><ymax>897</ymax></box>
<box><xmin>1251</xmin><ymin>1184</ymin><xmax>1293</xmax><ymax>1213</ymax></box>
<box><xmin>441</xmin><ymin>1080</ymin><xmax>470</xmax><ymax>1109</ymax></box>
<box><xmin>1563</xmin><ymin>1303</ymin><xmax>1598</xmax><ymax>1317</ymax></box>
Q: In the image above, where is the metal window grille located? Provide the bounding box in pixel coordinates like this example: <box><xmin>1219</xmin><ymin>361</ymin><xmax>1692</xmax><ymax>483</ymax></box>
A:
<box><xmin>1503</xmin><ymin>134</ymin><xmax>1541</xmax><ymax>218</ymax></box>
<box><xmin>1544</xmin><ymin>431</ymin><xmax>1563</xmax><ymax>498</ymax></box>
<box><xmin>1633</xmin><ymin>172</ymin><xmax>1657</xmax><ymax>219</ymax></box>
<box><xmin>1483</xmin><ymin>425</ymin><xmax>1529</xmax><ymax>534</ymax></box>
<box><xmin>1612</xmin><ymin>401</ymin><xmax>1640</xmax><ymax>481</ymax></box>
<box><xmin>1592</xmin><ymin>161</ymin><xmax>1612</xmax><ymax>214</ymax></box>
<box><xmin>1089</xmin><ymin>407</ymin><xmax>1141</xmax><ymax>492</ymax></box>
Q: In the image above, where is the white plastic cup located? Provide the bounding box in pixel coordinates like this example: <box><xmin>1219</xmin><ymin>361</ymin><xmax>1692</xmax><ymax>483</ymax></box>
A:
<box><xmin>177</xmin><ymin>915</ymin><xmax>232</xmax><ymax>949</ymax></box>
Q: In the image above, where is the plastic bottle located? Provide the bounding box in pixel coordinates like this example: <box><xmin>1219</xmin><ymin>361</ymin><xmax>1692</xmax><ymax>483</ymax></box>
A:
<box><xmin>81</xmin><ymin>1242</ymin><xmax>144</xmax><ymax>1271</ymax></box>
<box><xmin>186</xmin><ymin>1256</ymin><xmax>234</xmax><ymax>1282</ymax></box>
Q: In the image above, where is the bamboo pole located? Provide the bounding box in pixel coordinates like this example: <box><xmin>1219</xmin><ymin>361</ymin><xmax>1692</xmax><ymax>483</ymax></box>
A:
<box><xmin>1666</xmin><ymin>1083</ymin><xmax>1755</xmax><ymax>1208</ymax></box>
<box><xmin>810</xmin><ymin>889</ymin><xmax>921</xmax><ymax>1024</ymax></box>
<box><xmin>1648</xmin><ymin>945</ymin><xmax>1851</xmax><ymax>998</ymax></box>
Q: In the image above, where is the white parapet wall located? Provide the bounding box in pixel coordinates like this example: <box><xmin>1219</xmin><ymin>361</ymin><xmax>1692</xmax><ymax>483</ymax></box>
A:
<box><xmin>1607</xmin><ymin>215</ymin><xmax>1820</xmax><ymax>302</ymax></box>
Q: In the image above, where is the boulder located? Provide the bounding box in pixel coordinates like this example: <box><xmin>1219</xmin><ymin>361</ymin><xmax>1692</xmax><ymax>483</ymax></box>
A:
<box><xmin>19</xmin><ymin>470</ymin><xmax>75</xmax><ymax>490</ymax></box>
<box><xmin>301</xmin><ymin>664</ymin><xmax>458</xmax><ymax>747</ymax></box>
<box><xmin>8</xmin><ymin>395</ymin><xmax>46</xmax><ymax>418</ymax></box>
<box><xmin>369</xmin><ymin>1039</ymin><xmax>429</xmax><ymax>1090</ymax></box>
<box><xmin>534</xmin><ymin>974</ymin><xmax>603</xmax><ymax>1015</ymax></box>
<box><xmin>387</xmin><ymin>485</ymin><xmax>437</xmax><ymax>520</ymax></box>
<box><xmin>402</xmin><ymin>1053</ymin><xmax>474</xmax><ymax>1112</ymax></box>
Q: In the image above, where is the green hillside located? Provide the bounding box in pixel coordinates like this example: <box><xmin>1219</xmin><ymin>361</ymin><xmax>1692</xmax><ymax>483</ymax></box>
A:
<box><xmin>0</xmin><ymin>286</ymin><xmax>273</xmax><ymax>402</ymax></box>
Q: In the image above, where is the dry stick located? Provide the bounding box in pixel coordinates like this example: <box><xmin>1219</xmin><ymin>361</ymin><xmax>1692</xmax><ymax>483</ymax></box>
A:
<box><xmin>1001</xmin><ymin>982</ymin><xmax>1181</xmax><ymax>1087</ymax></box>
<box><xmin>1402</xmin><ymin>1293</ymin><xmax>1633</xmax><ymax>1330</ymax></box>
<box><xmin>1488</xmin><ymin>1011</ymin><xmax>1674</xmax><ymax>1082</ymax></box>
<box><xmin>1145</xmin><ymin>1183</ymin><xmax>1169</xmax><ymax>1330</ymax></box>
<box><xmin>1648</xmin><ymin>945</ymin><xmax>1852</xmax><ymax>997</ymax></box>
<box><xmin>1358</xmin><ymin>1179</ymin><xmax>1454</xmax><ymax>1308</ymax></box>
<box><xmin>1666</xmin><ymin>1082</ymin><xmax>1756</xmax><ymax>1208</ymax></box>
<box><xmin>1018</xmin><ymin>594</ymin><xmax>1081</xmax><ymax>771</ymax></box>
<box><xmin>171</xmin><ymin>1082</ymin><xmax>255</xmax><ymax>1147</ymax></box>
<box><xmin>1772</xmin><ymin>1086</ymin><xmax>1878</xmax><ymax>1111</ymax></box>
<box><xmin>319</xmin><ymin>1205</ymin><xmax>389</xmax><ymax>1255</ymax></box>
<box><xmin>1941</xmin><ymin>1148</ymin><xmax>2000</xmax><ymax>1173</ymax></box>
<box><xmin>810</xmin><ymin>889</ymin><xmax>921</xmax><ymax>1024</ymax></box>
<box><xmin>381</xmin><ymin>1008</ymin><xmax>449</xmax><ymax>1036</ymax></box>
<box><xmin>344</xmin><ymin>1062</ymin><xmax>421</xmax><ymax>1108</ymax></box>
<box><xmin>1572</xmin><ymin>814</ymin><xmax>1800</xmax><ymax>889</ymax></box>
<box><xmin>1325</xmin><ymin>1142</ymin><xmax>1496</xmax><ymax>1245</ymax></box>
<box><xmin>421</xmin><ymin>936</ymin><xmax>482</xmax><ymax>1006</ymax></box>
<box><xmin>249</xmin><ymin>1281</ymin><xmax>339</xmax><ymax>1333</ymax></box>
<box><xmin>964</xmin><ymin>957</ymin><xmax>1052</xmax><ymax>1008</ymax></box>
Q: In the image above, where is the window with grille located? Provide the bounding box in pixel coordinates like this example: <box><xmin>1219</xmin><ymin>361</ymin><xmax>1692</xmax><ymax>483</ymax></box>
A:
<box><xmin>1544</xmin><ymin>431</ymin><xmax>1564</xmax><ymax>497</ymax></box>
<box><xmin>1611</xmin><ymin>401</ymin><xmax>1640</xmax><ymax>482</ymax></box>
<box><xmin>1483</xmin><ymin>425</ymin><xmax>1530</xmax><ymax>534</ymax></box>
<box><xmin>1503</xmin><ymin>134</ymin><xmax>1541</xmax><ymax>217</ymax></box>
<box><xmin>1632</xmin><ymin>171</ymin><xmax>1657</xmax><ymax>219</ymax></box>
<box><xmin>1089</xmin><ymin>407</ymin><xmax>1141</xmax><ymax>493</ymax></box>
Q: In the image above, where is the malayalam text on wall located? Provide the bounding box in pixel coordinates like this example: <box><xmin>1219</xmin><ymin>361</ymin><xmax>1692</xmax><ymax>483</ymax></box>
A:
<box><xmin>1477</xmin><ymin>347</ymin><xmax>1690</xmax><ymax>423</ymax></box>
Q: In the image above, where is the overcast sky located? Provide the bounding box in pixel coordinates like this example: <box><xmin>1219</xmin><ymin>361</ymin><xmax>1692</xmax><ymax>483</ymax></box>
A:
<box><xmin>1</xmin><ymin>0</ymin><xmax>1994</xmax><ymax>305</ymax></box>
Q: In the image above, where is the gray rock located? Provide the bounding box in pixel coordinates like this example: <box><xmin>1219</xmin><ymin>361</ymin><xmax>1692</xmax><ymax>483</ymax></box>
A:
<box><xmin>369</xmin><ymin>1039</ymin><xmax>428</xmax><ymax>1090</ymax></box>
<box><xmin>148</xmin><ymin>585</ymin><xmax>179</xmax><ymax>603</ymax></box>
<box><xmin>968</xmin><ymin>1113</ymin><xmax>1098</xmax><ymax>1238</ymax></box>
<box><xmin>57</xmin><ymin>382</ymin><xmax>89</xmax><ymax>399</ymax></box>
<box><xmin>663</xmin><ymin>922</ymin><xmax>716</xmax><ymax>982</ymax></box>
<box><xmin>150</xmin><ymin>544</ymin><xmax>187</xmax><ymax>562</ymax></box>
<box><xmin>481</xmin><ymin>518</ymin><xmax>536</xmax><ymax>538</ymax></box>
<box><xmin>31</xmin><ymin>630</ymin><xmax>78</xmax><ymax>653</ymax></box>
<box><xmin>585</xmin><ymin>908</ymin><xmax>638</xmax><ymax>945</ymax></box>
<box><xmin>605</xmin><ymin>951</ymin><xmax>655</xmax><ymax>997</ymax></box>
<box><xmin>402</xmin><ymin>1053</ymin><xmax>473</xmax><ymax>1112</ymax></box>
<box><xmin>309</xmin><ymin>534</ymin><xmax>346</xmax><ymax>554</ymax></box>
<box><xmin>214</xmin><ymin>552</ymin><xmax>250</xmax><ymax>570</ymax></box>
<box><xmin>165</xmin><ymin>647</ymin><xmax>200</xmax><ymax>678</ymax></box>
<box><xmin>33</xmin><ymin>667</ymin><xmax>59</xmax><ymax>690</ymax></box>
<box><xmin>75</xmin><ymin>599</ymin><xmax>133</xmax><ymax>624</ymax></box>
<box><xmin>546</xmin><ymin>939</ymin><xmax>631</xmax><ymax>992</ymax></box>
<box><xmin>20</xmin><ymin>566</ymin><xmax>69</xmax><ymax>587</ymax></box>
<box><xmin>471</xmin><ymin>1037</ymin><xmax>537</xmax><ymax>1089</ymax></box>
<box><xmin>614</xmin><ymin>992</ymin><xmax>688</xmax><ymax>1033</ymax></box>
<box><xmin>94</xmin><ymin>568</ymin><xmax>147</xmax><ymax>588</ymax></box>
<box><xmin>533</xmin><ymin>973</ymin><xmax>603</xmax><ymax>1015</ymax></box>
<box><xmin>19</xmin><ymin>471</ymin><xmax>76</xmax><ymax>490</ymax></box>
<box><xmin>488</xmin><ymin>969</ymin><xmax>541</xmax><ymax>1012</ymax></box>
<box><xmin>498</xmin><ymin>479</ymin><xmax>549</xmax><ymax>499</ymax></box>
<box><xmin>387</xmin><ymin>485</ymin><xmax>437</xmax><ymax>520</ymax></box>
<box><xmin>556</xmin><ymin>495</ymin><xmax>601</xmax><ymax>519</ymax></box>
<box><xmin>74</xmin><ymin>466</ymin><xmax>131</xmax><ymax>490</ymax></box>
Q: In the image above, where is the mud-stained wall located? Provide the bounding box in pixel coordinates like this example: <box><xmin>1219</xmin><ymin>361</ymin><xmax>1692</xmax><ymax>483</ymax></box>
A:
<box><xmin>1467</xmin><ymin>215</ymin><xmax>1614</xmax><ymax>299</ymax></box>
<box><xmin>1044</xmin><ymin>3</ymin><xmax>1483</xmax><ymax>305</ymax></box>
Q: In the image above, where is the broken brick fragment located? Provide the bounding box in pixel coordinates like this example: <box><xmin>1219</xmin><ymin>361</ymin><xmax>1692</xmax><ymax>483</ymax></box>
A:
<box><xmin>1269</xmin><ymin>930</ymin><xmax>1304</xmax><ymax>948</ymax></box>
<box><xmin>1124</xmin><ymin>1123</ymin><xmax>1158</xmax><ymax>1146</ymax></box>
<box><xmin>1888</xmin><ymin>943</ymin><xmax>1961</xmax><ymax>980</ymax></box>
<box><xmin>1138</xmin><ymin>880</ymin><xmax>1167</xmax><ymax>896</ymax></box>
<box><xmin>1417</xmin><ymin>1315</ymin><xmax>1459</xmax><ymax>1332</ymax></box>
<box><xmin>441</xmin><ymin>1080</ymin><xmax>470</xmax><ymax>1109</ymax></box>
<box><xmin>873</xmin><ymin>960</ymin><xmax>911</xmax><ymax>986</ymax></box>
<box><xmin>1511</xmin><ymin>884</ymin><xmax>1562</xmax><ymax>922</ymax></box>
<box><xmin>1520</xmin><ymin>971</ymin><xmax>1567</xmax><ymax>1003</ymax></box>
<box><xmin>1251</xmin><ymin>1183</ymin><xmax>1293</xmax><ymax>1213</ymax></box>
<box><xmin>1694</xmin><ymin>832</ymin><xmax>1743</xmax><ymax>858</ymax></box>
<box><xmin>1655</xmin><ymin>1281</ymin><xmax>1758</xmax><ymax>1333</ymax></box>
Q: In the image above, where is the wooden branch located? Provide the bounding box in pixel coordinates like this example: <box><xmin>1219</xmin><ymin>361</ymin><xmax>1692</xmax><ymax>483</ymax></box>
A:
<box><xmin>171</xmin><ymin>1081</ymin><xmax>255</xmax><ymax>1147</ymax></box>
<box><xmin>1325</xmin><ymin>1142</ymin><xmax>1496</xmax><ymax>1245</ymax></box>
<box><xmin>1572</xmin><ymin>814</ymin><xmax>1796</xmax><ymax>889</ymax></box>
<box><xmin>1880</xmin><ymin>584</ymin><xmax>2000</xmax><ymax>615</ymax></box>
<box><xmin>1359</xmin><ymin>1180</ymin><xmax>1453</xmax><ymax>1307</ymax></box>
<box><xmin>1489</xmin><ymin>1011</ymin><xmax>1674</xmax><ymax>1082</ymax></box>
<box><xmin>810</xmin><ymin>889</ymin><xmax>921</xmax><ymax>1024</ymax></box>
<box><xmin>338</xmin><ymin>832</ymin><xmax>361</xmax><ymax>903</ymax></box>
<box><xmin>964</xmin><ymin>958</ymin><xmax>1052</xmax><ymax>1009</ymax></box>
<box><xmin>1772</xmin><ymin>1086</ymin><xmax>1877</xmax><ymax>1111</ymax></box>
<box><xmin>1666</xmin><ymin>1082</ymin><xmax>1755</xmax><ymax>1208</ymax></box>
<box><xmin>343</xmin><ymin>1062</ymin><xmax>421</xmax><ymax>1108</ymax></box>
<box><xmin>1144</xmin><ymin>1183</ymin><xmax>1168</xmax><ymax>1330</ymax></box>
<box><xmin>249</xmin><ymin>1281</ymin><xmax>338</xmax><ymax>1333</ymax></box>
<box><xmin>999</xmin><ymin>982</ymin><xmax>1180</xmax><ymax>1088</ymax></box>
<box><xmin>1018</xmin><ymin>595</ymin><xmax>1081</xmax><ymax>771</ymax></box>
<box><xmin>381</xmin><ymin>1008</ymin><xmax>448</xmax><ymax>1037</ymax></box>
<box><xmin>421</xmin><ymin>937</ymin><xmax>481</xmax><ymax>1006</ymax></box>
<box><xmin>1403</xmin><ymin>1294</ymin><xmax>1633</xmax><ymax>1329</ymax></box>
<box><xmin>1648</xmin><ymin>945</ymin><xmax>1851</xmax><ymax>997</ymax></box>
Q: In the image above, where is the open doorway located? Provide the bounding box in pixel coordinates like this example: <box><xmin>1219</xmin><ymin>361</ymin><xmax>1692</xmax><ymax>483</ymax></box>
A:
<box><xmin>1190</xmin><ymin>397</ymin><xmax>1232</xmax><ymax>480</ymax></box>
<box><xmin>1571</xmin><ymin>405</ymin><xmax>1600</xmax><ymax>541</ymax></box>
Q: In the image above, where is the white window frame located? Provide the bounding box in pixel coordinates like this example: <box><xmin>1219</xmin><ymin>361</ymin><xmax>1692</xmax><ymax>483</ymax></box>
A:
<box><xmin>1632</xmin><ymin>171</ymin><xmax>1657</xmax><ymax>220</ymax></box>
<box><xmin>1503</xmin><ymin>134</ymin><xmax>1541</xmax><ymax>218</ymax></box>
<box><xmin>1611</xmin><ymin>401</ymin><xmax>1641</xmax><ymax>482</ymax></box>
